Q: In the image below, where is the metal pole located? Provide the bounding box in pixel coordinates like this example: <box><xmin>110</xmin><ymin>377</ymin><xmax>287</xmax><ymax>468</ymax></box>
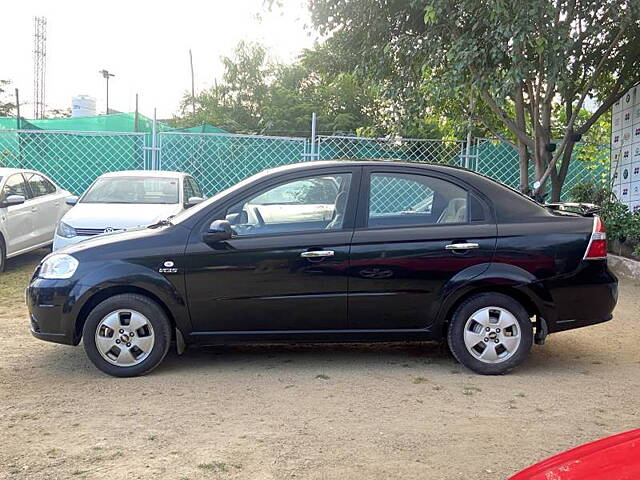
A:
<box><xmin>15</xmin><ymin>88</ymin><xmax>21</xmax><ymax>129</ymax></box>
<box><xmin>189</xmin><ymin>49</ymin><xmax>196</xmax><ymax>115</ymax></box>
<box><xmin>106</xmin><ymin>75</ymin><xmax>109</xmax><ymax>114</ymax></box>
<box><xmin>134</xmin><ymin>93</ymin><xmax>139</xmax><ymax>133</ymax></box>
<box><xmin>311</xmin><ymin>112</ymin><xmax>317</xmax><ymax>160</ymax></box>
<box><xmin>152</xmin><ymin>108</ymin><xmax>157</xmax><ymax>169</ymax></box>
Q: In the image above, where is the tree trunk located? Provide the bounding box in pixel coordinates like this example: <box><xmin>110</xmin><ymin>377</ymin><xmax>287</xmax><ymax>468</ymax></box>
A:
<box><xmin>514</xmin><ymin>84</ymin><xmax>529</xmax><ymax>194</ymax></box>
<box><xmin>517</xmin><ymin>141</ymin><xmax>530</xmax><ymax>194</ymax></box>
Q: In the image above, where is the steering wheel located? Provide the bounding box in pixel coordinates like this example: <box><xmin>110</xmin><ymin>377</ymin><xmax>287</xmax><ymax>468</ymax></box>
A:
<box><xmin>253</xmin><ymin>206</ymin><xmax>265</xmax><ymax>227</ymax></box>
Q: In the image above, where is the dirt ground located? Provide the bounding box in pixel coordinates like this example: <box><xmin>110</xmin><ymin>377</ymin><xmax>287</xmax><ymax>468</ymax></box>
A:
<box><xmin>1</xmin><ymin>249</ymin><xmax>639</xmax><ymax>480</ymax></box>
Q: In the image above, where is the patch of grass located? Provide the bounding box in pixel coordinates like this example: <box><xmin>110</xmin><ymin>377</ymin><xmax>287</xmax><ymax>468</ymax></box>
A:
<box><xmin>315</xmin><ymin>374</ymin><xmax>330</xmax><ymax>380</ymax></box>
<box><xmin>71</xmin><ymin>423</ymin><xmax>80</xmax><ymax>427</ymax></box>
<box><xmin>198</xmin><ymin>461</ymin><xmax>229</xmax><ymax>472</ymax></box>
<box><xmin>147</xmin><ymin>435</ymin><xmax>157</xmax><ymax>441</ymax></box>
<box><xmin>462</xmin><ymin>385</ymin><xmax>482</xmax><ymax>396</ymax></box>
<box><xmin>515</xmin><ymin>392</ymin><xmax>526</xmax><ymax>398</ymax></box>
<box><xmin>432</xmin><ymin>385</ymin><xmax>442</xmax><ymax>391</ymax></box>
<box><xmin>412</xmin><ymin>377</ymin><xmax>428</xmax><ymax>384</ymax></box>
<box><xmin>71</xmin><ymin>470</ymin><xmax>86</xmax><ymax>476</ymax></box>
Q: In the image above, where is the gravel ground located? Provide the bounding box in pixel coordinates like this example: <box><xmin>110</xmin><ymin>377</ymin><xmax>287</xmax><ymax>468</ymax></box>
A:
<box><xmin>1</xmin><ymin>249</ymin><xmax>638</xmax><ymax>480</ymax></box>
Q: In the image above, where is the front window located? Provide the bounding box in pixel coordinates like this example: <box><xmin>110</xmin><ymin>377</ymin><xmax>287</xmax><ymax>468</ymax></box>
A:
<box><xmin>81</xmin><ymin>177</ymin><xmax>180</xmax><ymax>204</ymax></box>
<box><xmin>2</xmin><ymin>174</ymin><xmax>29</xmax><ymax>199</ymax></box>
<box><xmin>226</xmin><ymin>173</ymin><xmax>352</xmax><ymax>236</ymax></box>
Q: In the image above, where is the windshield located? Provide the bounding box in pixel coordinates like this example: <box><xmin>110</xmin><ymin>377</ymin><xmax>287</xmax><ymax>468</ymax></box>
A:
<box><xmin>81</xmin><ymin>177</ymin><xmax>179</xmax><ymax>204</ymax></box>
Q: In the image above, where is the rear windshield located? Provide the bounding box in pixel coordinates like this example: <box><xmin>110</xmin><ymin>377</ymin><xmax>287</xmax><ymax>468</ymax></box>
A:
<box><xmin>81</xmin><ymin>177</ymin><xmax>179</xmax><ymax>204</ymax></box>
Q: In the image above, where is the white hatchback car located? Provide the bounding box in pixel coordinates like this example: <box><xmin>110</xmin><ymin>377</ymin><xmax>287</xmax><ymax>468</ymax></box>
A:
<box><xmin>53</xmin><ymin>171</ymin><xmax>204</xmax><ymax>251</ymax></box>
<box><xmin>0</xmin><ymin>168</ymin><xmax>72</xmax><ymax>271</ymax></box>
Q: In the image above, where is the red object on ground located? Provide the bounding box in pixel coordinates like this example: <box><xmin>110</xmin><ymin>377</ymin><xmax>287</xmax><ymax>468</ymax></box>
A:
<box><xmin>509</xmin><ymin>429</ymin><xmax>640</xmax><ymax>480</ymax></box>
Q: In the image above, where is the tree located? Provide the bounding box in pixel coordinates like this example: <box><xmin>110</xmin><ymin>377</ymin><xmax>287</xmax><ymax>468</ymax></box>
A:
<box><xmin>172</xmin><ymin>41</ymin><xmax>382</xmax><ymax>136</ymax></box>
<box><xmin>0</xmin><ymin>80</ymin><xmax>16</xmax><ymax>117</ymax></box>
<box><xmin>309</xmin><ymin>0</ymin><xmax>640</xmax><ymax>200</ymax></box>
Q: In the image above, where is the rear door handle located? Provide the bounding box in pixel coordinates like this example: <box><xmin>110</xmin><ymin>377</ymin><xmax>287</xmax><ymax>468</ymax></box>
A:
<box><xmin>301</xmin><ymin>250</ymin><xmax>335</xmax><ymax>258</ymax></box>
<box><xmin>31</xmin><ymin>207</ymin><xmax>38</xmax><ymax>212</ymax></box>
<box><xmin>445</xmin><ymin>242</ymin><xmax>479</xmax><ymax>251</ymax></box>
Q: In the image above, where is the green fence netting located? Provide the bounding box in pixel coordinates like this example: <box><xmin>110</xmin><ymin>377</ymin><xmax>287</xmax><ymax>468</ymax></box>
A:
<box><xmin>0</xmin><ymin>127</ymin><xmax>609</xmax><ymax>201</ymax></box>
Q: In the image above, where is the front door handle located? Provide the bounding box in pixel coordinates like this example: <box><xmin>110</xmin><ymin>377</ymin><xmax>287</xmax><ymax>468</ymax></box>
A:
<box><xmin>445</xmin><ymin>242</ymin><xmax>479</xmax><ymax>251</ymax></box>
<box><xmin>301</xmin><ymin>250</ymin><xmax>335</xmax><ymax>258</ymax></box>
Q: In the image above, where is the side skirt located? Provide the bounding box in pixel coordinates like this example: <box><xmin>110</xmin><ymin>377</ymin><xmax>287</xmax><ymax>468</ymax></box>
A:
<box><xmin>186</xmin><ymin>328</ymin><xmax>439</xmax><ymax>345</ymax></box>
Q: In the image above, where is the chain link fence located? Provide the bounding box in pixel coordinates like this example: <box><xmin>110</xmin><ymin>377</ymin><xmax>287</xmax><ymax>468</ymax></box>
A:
<box><xmin>473</xmin><ymin>138</ymin><xmax>610</xmax><ymax>200</ymax></box>
<box><xmin>316</xmin><ymin>135</ymin><xmax>465</xmax><ymax>165</ymax></box>
<box><xmin>0</xmin><ymin>130</ymin><xmax>147</xmax><ymax>194</ymax></box>
<box><xmin>158</xmin><ymin>132</ymin><xmax>308</xmax><ymax>195</ymax></box>
<box><xmin>0</xmin><ymin>129</ymin><xmax>609</xmax><ymax>201</ymax></box>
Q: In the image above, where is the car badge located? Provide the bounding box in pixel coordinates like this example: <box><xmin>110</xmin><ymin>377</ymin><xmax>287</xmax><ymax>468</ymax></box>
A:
<box><xmin>104</xmin><ymin>227</ymin><xmax>115</xmax><ymax>233</ymax></box>
<box><xmin>159</xmin><ymin>260</ymin><xmax>178</xmax><ymax>274</ymax></box>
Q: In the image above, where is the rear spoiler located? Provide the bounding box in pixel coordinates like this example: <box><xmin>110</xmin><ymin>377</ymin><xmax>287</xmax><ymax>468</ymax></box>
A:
<box><xmin>545</xmin><ymin>202</ymin><xmax>600</xmax><ymax>216</ymax></box>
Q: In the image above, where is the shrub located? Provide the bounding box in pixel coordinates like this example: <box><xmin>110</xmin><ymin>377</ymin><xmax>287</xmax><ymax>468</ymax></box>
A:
<box><xmin>570</xmin><ymin>181</ymin><xmax>640</xmax><ymax>258</ymax></box>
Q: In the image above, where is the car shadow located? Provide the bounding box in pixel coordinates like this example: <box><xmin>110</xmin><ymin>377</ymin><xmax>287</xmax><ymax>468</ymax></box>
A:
<box><xmin>34</xmin><ymin>334</ymin><xmax>608</xmax><ymax>379</ymax></box>
<box><xmin>3</xmin><ymin>247</ymin><xmax>50</xmax><ymax>273</ymax></box>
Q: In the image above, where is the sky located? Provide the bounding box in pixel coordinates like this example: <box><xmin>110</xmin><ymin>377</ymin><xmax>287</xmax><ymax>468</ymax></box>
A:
<box><xmin>1</xmin><ymin>0</ymin><xmax>316</xmax><ymax>119</ymax></box>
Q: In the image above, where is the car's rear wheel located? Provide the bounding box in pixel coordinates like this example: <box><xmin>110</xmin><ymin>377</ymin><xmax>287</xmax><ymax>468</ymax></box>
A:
<box><xmin>447</xmin><ymin>293</ymin><xmax>533</xmax><ymax>375</ymax></box>
<box><xmin>83</xmin><ymin>294</ymin><xmax>171</xmax><ymax>377</ymax></box>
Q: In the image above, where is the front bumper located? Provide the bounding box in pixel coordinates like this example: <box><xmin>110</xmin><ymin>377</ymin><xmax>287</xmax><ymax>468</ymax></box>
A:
<box><xmin>27</xmin><ymin>276</ymin><xmax>80</xmax><ymax>346</ymax></box>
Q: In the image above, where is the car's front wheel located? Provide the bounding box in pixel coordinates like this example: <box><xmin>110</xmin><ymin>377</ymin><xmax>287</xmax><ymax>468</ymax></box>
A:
<box><xmin>83</xmin><ymin>294</ymin><xmax>172</xmax><ymax>377</ymax></box>
<box><xmin>447</xmin><ymin>293</ymin><xmax>533</xmax><ymax>375</ymax></box>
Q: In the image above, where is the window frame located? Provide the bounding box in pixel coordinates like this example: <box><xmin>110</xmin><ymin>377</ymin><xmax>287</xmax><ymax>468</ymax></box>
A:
<box><xmin>225</xmin><ymin>172</ymin><xmax>354</xmax><ymax>237</ymax></box>
<box><xmin>193</xmin><ymin>166</ymin><xmax>363</xmax><ymax>240</ymax></box>
<box><xmin>356</xmin><ymin>167</ymin><xmax>492</xmax><ymax>231</ymax></box>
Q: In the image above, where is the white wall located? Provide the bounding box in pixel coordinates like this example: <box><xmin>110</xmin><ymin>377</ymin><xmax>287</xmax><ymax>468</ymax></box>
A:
<box><xmin>611</xmin><ymin>83</ymin><xmax>640</xmax><ymax>213</ymax></box>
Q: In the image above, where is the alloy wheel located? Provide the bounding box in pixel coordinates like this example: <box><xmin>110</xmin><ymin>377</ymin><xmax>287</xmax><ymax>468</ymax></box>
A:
<box><xmin>94</xmin><ymin>309</ymin><xmax>155</xmax><ymax>367</ymax></box>
<box><xmin>463</xmin><ymin>306</ymin><xmax>522</xmax><ymax>363</ymax></box>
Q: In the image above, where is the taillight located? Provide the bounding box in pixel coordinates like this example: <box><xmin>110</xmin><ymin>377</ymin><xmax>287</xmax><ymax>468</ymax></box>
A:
<box><xmin>584</xmin><ymin>216</ymin><xmax>607</xmax><ymax>260</ymax></box>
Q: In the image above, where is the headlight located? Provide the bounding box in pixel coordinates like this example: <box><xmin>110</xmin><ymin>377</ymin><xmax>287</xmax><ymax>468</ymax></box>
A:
<box><xmin>56</xmin><ymin>221</ymin><xmax>77</xmax><ymax>238</ymax></box>
<box><xmin>39</xmin><ymin>254</ymin><xmax>79</xmax><ymax>279</ymax></box>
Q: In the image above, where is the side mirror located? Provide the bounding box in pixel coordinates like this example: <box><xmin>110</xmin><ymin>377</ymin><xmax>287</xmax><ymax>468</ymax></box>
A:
<box><xmin>65</xmin><ymin>195</ymin><xmax>79</xmax><ymax>206</ymax></box>
<box><xmin>185</xmin><ymin>196</ymin><xmax>204</xmax><ymax>208</ymax></box>
<box><xmin>203</xmin><ymin>219</ymin><xmax>233</xmax><ymax>243</ymax></box>
<box><xmin>1</xmin><ymin>194</ymin><xmax>26</xmax><ymax>207</ymax></box>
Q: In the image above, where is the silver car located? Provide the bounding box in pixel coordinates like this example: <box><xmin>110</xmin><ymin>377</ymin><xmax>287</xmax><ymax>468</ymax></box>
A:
<box><xmin>0</xmin><ymin>168</ymin><xmax>71</xmax><ymax>272</ymax></box>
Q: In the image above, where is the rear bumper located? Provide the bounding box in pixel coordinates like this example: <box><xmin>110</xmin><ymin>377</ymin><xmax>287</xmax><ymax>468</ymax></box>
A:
<box><xmin>543</xmin><ymin>261</ymin><xmax>618</xmax><ymax>333</ymax></box>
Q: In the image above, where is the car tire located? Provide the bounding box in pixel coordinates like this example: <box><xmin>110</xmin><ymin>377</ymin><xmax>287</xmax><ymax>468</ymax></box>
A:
<box><xmin>83</xmin><ymin>294</ymin><xmax>172</xmax><ymax>377</ymax></box>
<box><xmin>0</xmin><ymin>236</ymin><xmax>6</xmax><ymax>273</ymax></box>
<box><xmin>447</xmin><ymin>293</ymin><xmax>533</xmax><ymax>375</ymax></box>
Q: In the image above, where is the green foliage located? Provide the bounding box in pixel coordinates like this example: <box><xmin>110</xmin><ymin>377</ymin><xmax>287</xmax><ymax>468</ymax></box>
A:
<box><xmin>570</xmin><ymin>181</ymin><xmax>640</xmax><ymax>256</ymax></box>
<box><xmin>569</xmin><ymin>182</ymin><xmax>612</xmax><ymax>206</ymax></box>
<box><xmin>308</xmin><ymin>0</ymin><xmax>640</xmax><ymax>197</ymax></box>
<box><xmin>0</xmin><ymin>80</ymin><xmax>15</xmax><ymax>117</ymax></box>
<box><xmin>172</xmin><ymin>41</ymin><xmax>381</xmax><ymax>136</ymax></box>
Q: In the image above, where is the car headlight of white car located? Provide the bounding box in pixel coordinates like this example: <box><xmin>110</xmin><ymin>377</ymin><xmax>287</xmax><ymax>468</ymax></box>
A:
<box><xmin>39</xmin><ymin>254</ymin><xmax>79</xmax><ymax>279</ymax></box>
<box><xmin>56</xmin><ymin>221</ymin><xmax>77</xmax><ymax>238</ymax></box>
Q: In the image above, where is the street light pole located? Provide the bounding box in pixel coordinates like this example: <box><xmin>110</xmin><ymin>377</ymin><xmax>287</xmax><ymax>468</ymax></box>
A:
<box><xmin>99</xmin><ymin>69</ymin><xmax>115</xmax><ymax>114</ymax></box>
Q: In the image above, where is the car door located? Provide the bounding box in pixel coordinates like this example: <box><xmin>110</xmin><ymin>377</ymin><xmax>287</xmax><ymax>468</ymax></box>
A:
<box><xmin>1</xmin><ymin>173</ymin><xmax>35</xmax><ymax>255</ymax></box>
<box><xmin>23</xmin><ymin>172</ymin><xmax>62</xmax><ymax>244</ymax></box>
<box><xmin>184</xmin><ymin>167</ymin><xmax>360</xmax><ymax>332</ymax></box>
<box><xmin>348</xmin><ymin>167</ymin><xmax>497</xmax><ymax>330</ymax></box>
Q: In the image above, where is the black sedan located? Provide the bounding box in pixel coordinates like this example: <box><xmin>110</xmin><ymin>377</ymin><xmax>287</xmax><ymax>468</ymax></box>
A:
<box><xmin>26</xmin><ymin>161</ymin><xmax>618</xmax><ymax>377</ymax></box>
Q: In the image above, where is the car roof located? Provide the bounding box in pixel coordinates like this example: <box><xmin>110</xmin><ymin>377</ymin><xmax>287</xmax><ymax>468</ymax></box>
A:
<box><xmin>98</xmin><ymin>170</ymin><xmax>187</xmax><ymax>179</ymax></box>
